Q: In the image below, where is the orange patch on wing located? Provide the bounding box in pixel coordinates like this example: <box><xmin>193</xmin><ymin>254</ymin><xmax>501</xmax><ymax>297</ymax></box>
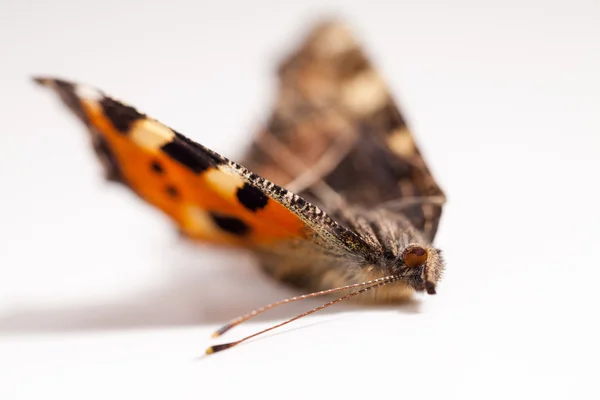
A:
<box><xmin>82</xmin><ymin>101</ymin><xmax>307</xmax><ymax>246</ymax></box>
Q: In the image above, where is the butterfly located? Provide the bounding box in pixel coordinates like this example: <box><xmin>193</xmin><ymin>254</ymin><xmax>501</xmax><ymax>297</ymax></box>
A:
<box><xmin>35</xmin><ymin>20</ymin><xmax>446</xmax><ymax>354</ymax></box>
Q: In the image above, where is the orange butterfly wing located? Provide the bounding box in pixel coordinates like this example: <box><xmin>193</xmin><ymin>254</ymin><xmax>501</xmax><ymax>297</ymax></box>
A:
<box><xmin>35</xmin><ymin>78</ymin><xmax>367</xmax><ymax>252</ymax></box>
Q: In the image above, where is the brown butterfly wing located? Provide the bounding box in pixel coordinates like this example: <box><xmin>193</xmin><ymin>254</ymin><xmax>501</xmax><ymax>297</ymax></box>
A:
<box><xmin>243</xmin><ymin>21</ymin><xmax>445</xmax><ymax>241</ymax></box>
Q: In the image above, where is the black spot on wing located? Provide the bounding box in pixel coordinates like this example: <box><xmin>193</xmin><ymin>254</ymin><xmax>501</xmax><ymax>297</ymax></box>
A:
<box><xmin>165</xmin><ymin>184</ymin><xmax>179</xmax><ymax>199</ymax></box>
<box><xmin>160</xmin><ymin>133</ymin><xmax>222</xmax><ymax>173</ymax></box>
<box><xmin>236</xmin><ymin>183</ymin><xmax>269</xmax><ymax>212</ymax></box>
<box><xmin>99</xmin><ymin>97</ymin><xmax>144</xmax><ymax>134</ymax></box>
<box><xmin>150</xmin><ymin>160</ymin><xmax>164</xmax><ymax>174</ymax></box>
<box><xmin>175</xmin><ymin>132</ymin><xmax>225</xmax><ymax>165</ymax></box>
<box><xmin>210</xmin><ymin>213</ymin><xmax>250</xmax><ymax>236</ymax></box>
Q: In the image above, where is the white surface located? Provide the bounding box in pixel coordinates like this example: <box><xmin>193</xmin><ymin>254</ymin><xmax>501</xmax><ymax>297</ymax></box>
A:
<box><xmin>1</xmin><ymin>0</ymin><xmax>599</xmax><ymax>399</ymax></box>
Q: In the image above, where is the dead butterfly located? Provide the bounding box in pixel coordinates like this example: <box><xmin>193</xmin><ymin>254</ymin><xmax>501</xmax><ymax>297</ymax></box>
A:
<box><xmin>35</xmin><ymin>20</ymin><xmax>446</xmax><ymax>354</ymax></box>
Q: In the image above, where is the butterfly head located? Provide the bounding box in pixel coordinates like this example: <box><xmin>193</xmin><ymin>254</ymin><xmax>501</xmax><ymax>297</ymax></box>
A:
<box><xmin>397</xmin><ymin>245</ymin><xmax>444</xmax><ymax>295</ymax></box>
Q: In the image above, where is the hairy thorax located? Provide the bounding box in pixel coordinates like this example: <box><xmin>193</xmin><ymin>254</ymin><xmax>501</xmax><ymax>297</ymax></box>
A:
<box><xmin>255</xmin><ymin>207</ymin><xmax>440</xmax><ymax>303</ymax></box>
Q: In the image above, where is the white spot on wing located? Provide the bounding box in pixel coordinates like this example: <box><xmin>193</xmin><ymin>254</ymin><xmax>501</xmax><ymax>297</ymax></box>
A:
<box><xmin>341</xmin><ymin>71</ymin><xmax>388</xmax><ymax>116</ymax></box>
<box><xmin>75</xmin><ymin>84</ymin><xmax>103</xmax><ymax>101</ymax></box>
<box><xmin>203</xmin><ymin>166</ymin><xmax>244</xmax><ymax>201</ymax></box>
<box><xmin>130</xmin><ymin>119</ymin><xmax>175</xmax><ymax>150</ymax></box>
<box><xmin>387</xmin><ymin>128</ymin><xmax>416</xmax><ymax>157</ymax></box>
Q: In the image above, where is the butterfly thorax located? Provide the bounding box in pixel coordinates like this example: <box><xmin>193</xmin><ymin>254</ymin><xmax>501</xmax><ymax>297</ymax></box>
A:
<box><xmin>256</xmin><ymin>206</ymin><xmax>444</xmax><ymax>302</ymax></box>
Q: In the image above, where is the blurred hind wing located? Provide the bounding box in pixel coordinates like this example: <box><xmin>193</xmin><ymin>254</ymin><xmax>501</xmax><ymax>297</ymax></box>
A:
<box><xmin>243</xmin><ymin>21</ymin><xmax>445</xmax><ymax>241</ymax></box>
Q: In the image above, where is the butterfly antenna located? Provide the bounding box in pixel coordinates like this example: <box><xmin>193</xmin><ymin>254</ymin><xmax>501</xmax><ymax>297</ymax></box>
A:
<box><xmin>205</xmin><ymin>275</ymin><xmax>400</xmax><ymax>355</ymax></box>
<box><xmin>211</xmin><ymin>275</ymin><xmax>398</xmax><ymax>338</ymax></box>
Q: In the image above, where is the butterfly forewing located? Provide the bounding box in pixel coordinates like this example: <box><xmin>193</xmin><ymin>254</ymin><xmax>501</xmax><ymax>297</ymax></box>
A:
<box><xmin>35</xmin><ymin>77</ymin><xmax>367</xmax><ymax>253</ymax></box>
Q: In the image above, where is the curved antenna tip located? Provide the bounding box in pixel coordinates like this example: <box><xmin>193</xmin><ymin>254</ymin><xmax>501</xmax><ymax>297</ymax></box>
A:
<box><xmin>205</xmin><ymin>342</ymin><xmax>236</xmax><ymax>355</ymax></box>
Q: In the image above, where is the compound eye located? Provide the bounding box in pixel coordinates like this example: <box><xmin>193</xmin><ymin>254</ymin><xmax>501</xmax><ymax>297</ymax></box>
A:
<box><xmin>403</xmin><ymin>246</ymin><xmax>428</xmax><ymax>268</ymax></box>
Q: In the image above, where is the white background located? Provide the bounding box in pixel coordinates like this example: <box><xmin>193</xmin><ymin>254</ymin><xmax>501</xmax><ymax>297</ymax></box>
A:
<box><xmin>1</xmin><ymin>0</ymin><xmax>599</xmax><ymax>399</ymax></box>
